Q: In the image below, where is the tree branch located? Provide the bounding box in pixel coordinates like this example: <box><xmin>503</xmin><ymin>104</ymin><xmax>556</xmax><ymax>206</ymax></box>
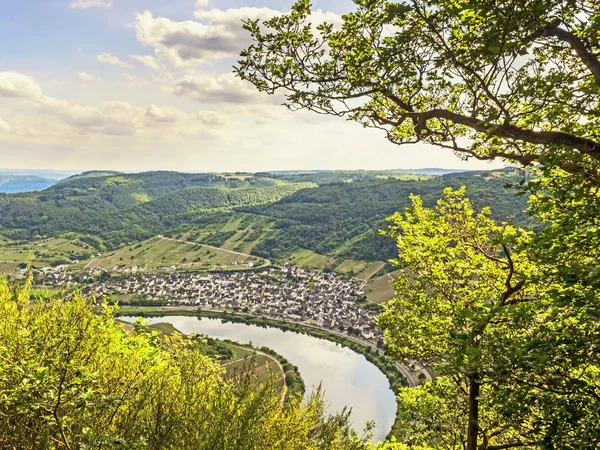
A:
<box><xmin>413</xmin><ymin>109</ymin><xmax>600</xmax><ymax>159</ymax></box>
<box><xmin>544</xmin><ymin>24</ymin><xmax>600</xmax><ymax>87</ymax></box>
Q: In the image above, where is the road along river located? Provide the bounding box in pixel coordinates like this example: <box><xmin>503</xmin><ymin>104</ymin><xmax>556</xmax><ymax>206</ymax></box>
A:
<box><xmin>122</xmin><ymin>315</ymin><xmax>398</xmax><ymax>442</ymax></box>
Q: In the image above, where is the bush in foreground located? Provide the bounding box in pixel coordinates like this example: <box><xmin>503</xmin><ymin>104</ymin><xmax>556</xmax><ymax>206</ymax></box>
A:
<box><xmin>0</xmin><ymin>277</ymin><xmax>375</xmax><ymax>450</ymax></box>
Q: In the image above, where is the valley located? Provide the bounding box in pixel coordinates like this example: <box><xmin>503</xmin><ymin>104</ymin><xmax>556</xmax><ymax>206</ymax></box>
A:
<box><xmin>0</xmin><ymin>168</ymin><xmax>530</xmax><ymax>304</ymax></box>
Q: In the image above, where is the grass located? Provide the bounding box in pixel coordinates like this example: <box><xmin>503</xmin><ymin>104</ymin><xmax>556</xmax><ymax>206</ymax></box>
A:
<box><xmin>221</xmin><ymin>231</ymin><xmax>248</xmax><ymax>251</ymax></box>
<box><xmin>0</xmin><ymin>236</ymin><xmax>93</xmax><ymax>270</ymax></box>
<box><xmin>221</xmin><ymin>217</ymin><xmax>245</xmax><ymax>233</ymax></box>
<box><xmin>207</xmin><ymin>215</ymin><xmax>277</xmax><ymax>255</ymax></box>
<box><xmin>0</xmin><ymin>262</ymin><xmax>20</xmax><ymax>274</ymax></box>
<box><xmin>87</xmin><ymin>236</ymin><xmax>264</xmax><ymax>272</ymax></box>
<box><xmin>355</xmin><ymin>261</ymin><xmax>386</xmax><ymax>281</ymax></box>
<box><xmin>30</xmin><ymin>288</ymin><xmax>63</xmax><ymax>299</ymax></box>
<box><xmin>364</xmin><ymin>270</ymin><xmax>400</xmax><ymax>303</ymax></box>
<box><xmin>148</xmin><ymin>322</ymin><xmax>180</xmax><ymax>336</ymax></box>
<box><xmin>287</xmin><ymin>249</ymin><xmax>333</xmax><ymax>269</ymax></box>
<box><xmin>335</xmin><ymin>260</ymin><xmax>368</xmax><ymax>276</ymax></box>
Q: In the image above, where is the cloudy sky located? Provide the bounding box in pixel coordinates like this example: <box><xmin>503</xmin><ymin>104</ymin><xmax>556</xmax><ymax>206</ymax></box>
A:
<box><xmin>0</xmin><ymin>0</ymin><xmax>503</xmax><ymax>172</ymax></box>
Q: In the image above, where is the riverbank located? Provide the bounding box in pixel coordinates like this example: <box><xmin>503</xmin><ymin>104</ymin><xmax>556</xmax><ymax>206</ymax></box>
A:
<box><xmin>124</xmin><ymin>318</ymin><xmax>305</xmax><ymax>403</ymax></box>
<box><xmin>117</xmin><ymin>306</ymin><xmax>408</xmax><ymax>438</ymax></box>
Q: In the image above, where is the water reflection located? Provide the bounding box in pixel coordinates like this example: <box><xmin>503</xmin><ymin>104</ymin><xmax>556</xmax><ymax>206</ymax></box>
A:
<box><xmin>122</xmin><ymin>315</ymin><xmax>397</xmax><ymax>442</ymax></box>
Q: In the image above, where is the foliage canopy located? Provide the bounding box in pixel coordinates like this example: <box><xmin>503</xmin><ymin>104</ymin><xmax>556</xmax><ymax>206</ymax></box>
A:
<box><xmin>0</xmin><ymin>278</ymin><xmax>374</xmax><ymax>450</ymax></box>
<box><xmin>237</xmin><ymin>0</ymin><xmax>600</xmax><ymax>180</ymax></box>
<box><xmin>379</xmin><ymin>188</ymin><xmax>600</xmax><ymax>450</ymax></box>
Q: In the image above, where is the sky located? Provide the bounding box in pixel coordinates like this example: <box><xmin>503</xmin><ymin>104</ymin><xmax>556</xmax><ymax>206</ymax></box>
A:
<box><xmin>0</xmin><ymin>0</ymin><xmax>504</xmax><ymax>173</ymax></box>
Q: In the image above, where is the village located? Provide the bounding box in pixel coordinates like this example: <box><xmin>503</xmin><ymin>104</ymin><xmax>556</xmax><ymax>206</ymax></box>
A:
<box><xmin>42</xmin><ymin>264</ymin><xmax>383</xmax><ymax>341</ymax></box>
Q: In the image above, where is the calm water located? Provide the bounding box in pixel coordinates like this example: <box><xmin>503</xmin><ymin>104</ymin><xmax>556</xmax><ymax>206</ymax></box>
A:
<box><xmin>122</xmin><ymin>315</ymin><xmax>397</xmax><ymax>441</ymax></box>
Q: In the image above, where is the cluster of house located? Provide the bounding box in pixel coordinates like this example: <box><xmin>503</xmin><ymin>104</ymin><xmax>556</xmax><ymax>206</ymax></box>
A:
<box><xmin>87</xmin><ymin>265</ymin><xmax>381</xmax><ymax>340</ymax></box>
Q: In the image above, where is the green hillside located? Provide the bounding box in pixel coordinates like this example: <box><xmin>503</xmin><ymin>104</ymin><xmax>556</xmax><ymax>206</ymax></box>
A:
<box><xmin>57</xmin><ymin>170</ymin><xmax>123</xmax><ymax>183</ymax></box>
<box><xmin>0</xmin><ymin>169</ymin><xmax>530</xmax><ymax>271</ymax></box>
<box><xmin>238</xmin><ymin>170</ymin><xmax>532</xmax><ymax>262</ymax></box>
<box><xmin>0</xmin><ymin>171</ymin><xmax>315</xmax><ymax>247</ymax></box>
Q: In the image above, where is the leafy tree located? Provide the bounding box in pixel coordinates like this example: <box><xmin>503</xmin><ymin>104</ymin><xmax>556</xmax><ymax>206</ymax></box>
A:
<box><xmin>378</xmin><ymin>188</ymin><xmax>536</xmax><ymax>450</ymax></box>
<box><xmin>0</xmin><ymin>276</ymin><xmax>371</xmax><ymax>450</ymax></box>
<box><xmin>379</xmin><ymin>188</ymin><xmax>600</xmax><ymax>449</ymax></box>
<box><xmin>237</xmin><ymin>0</ymin><xmax>599</xmax><ymax>179</ymax></box>
<box><xmin>496</xmin><ymin>169</ymin><xmax>600</xmax><ymax>449</ymax></box>
<box><xmin>238</xmin><ymin>5</ymin><xmax>600</xmax><ymax>447</ymax></box>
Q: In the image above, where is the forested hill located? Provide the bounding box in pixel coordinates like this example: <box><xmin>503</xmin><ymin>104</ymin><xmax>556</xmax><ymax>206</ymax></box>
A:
<box><xmin>238</xmin><ymin>170</ymin><xmax>532</xmax><ymax>262</ymax></box>
<box><xmin>0</xmin><ymin>171</ymin><xmax>315</xmax><ymax>246</ymax></box>
<box><xmin>0</xmin><ymin>169</ymin><xmax>531</xmax><ymax>262</ymax></box>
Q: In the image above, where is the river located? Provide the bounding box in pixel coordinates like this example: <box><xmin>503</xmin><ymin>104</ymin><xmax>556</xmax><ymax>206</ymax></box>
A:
<box><xmin>121</xmin><ymin>315</ymin><xmax>397</xmax><ymax>442</ymax></box>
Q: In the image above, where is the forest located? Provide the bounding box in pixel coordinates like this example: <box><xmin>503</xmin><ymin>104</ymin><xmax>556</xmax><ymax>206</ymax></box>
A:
<box><xmin>0</xmin><ymin>169</ymin><xmax>528</xmax><ymax>264</ymax></box>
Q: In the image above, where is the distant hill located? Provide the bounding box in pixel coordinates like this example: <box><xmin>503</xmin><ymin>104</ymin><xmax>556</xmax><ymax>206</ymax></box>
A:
<box><xmin>0</xmin><ymin>171</ymin><xmax>315</xmax><ymax>247</ymax></box>
<box><xmin>256</xmin><ymin>170</ymin><xmax>435</xmax><ymax>185</ymax></box>
<box><xmin>0</xmin><ymin>169</ymin><xmax>76</xmax><ymax>181</ymax></box>
<box><xmin>0</xmin><ymin>169</ymin><xmax>531</xmax><ymax>263</ymax></box>
<box><xmin>0</xmin><ymin>174</ymin><xmax>56</xmax><ymax>193</ymax></box>
<box><xmin>390</xmin><ymin>168</ymin><xmax>475</xmax><ymax>175</ymax></box>
<box><xmin>58</xmin><ymin>170</ymin><xmax>123</xmax><ymax>183</ymax></box>
<box><xmin>237</xmin><ymin>169</ymin><xmax>531</xmax><ymax>262</ymax></box>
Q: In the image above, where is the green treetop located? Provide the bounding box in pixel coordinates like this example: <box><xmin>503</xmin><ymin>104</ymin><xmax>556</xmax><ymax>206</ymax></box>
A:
<box><xmin>0</xmin><ymin>277</ymin><xmax>371</xmax><ymax>450</ymax></box>
<box><xmin>237</xmin><ymin>0</ymin><xmax>600</xmax><ymax>180</ymax></box>
<box><xmin>378</xmin><ymin>188</ymin><xmax>600</xmax><ymax>449</ymax></box>
<box><xmin>378</xmin><ymin>187</ymin><xmax>537</xmax><ymax>450</ymax></box>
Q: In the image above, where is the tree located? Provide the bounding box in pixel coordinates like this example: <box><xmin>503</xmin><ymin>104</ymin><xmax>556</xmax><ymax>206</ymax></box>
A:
<box><xmin>0</xmin><ymin>276</ymin><xmax>371</xmax><ymax>450</ymax></box>
<box><xmin>495</xmin><ymin>170</ymin><xmax>600</xmax><ymax>449</ymax></box>
<box><xmin>378</xmin><ymin>188</ymin><xmax>537</xmax><ymax>450</ymax></box>
<box><xmin>237</xmin><ymin>3</ymin><xmax>600</xmax><ymax>448</ymax></box>
<box><xmin>236</xmin><ymin>0</ymin><xmax>599</xmax><ymax>180</ymax></box>
<box><xmin>377</xmin><ymin>187</ymin><xmax>600</xmax><ymax>449</ymax></box>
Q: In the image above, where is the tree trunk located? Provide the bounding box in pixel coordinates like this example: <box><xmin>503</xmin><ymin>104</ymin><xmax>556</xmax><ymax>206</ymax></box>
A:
<box><xmin>467</xmin><ymin>377</ymin><xmax>480</xmax><ymax>450</ymax></box>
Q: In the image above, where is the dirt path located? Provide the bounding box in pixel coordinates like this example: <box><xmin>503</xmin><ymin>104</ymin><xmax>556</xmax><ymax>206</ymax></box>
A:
<box><xmin>159</xmin><ymin>235</ymin><xmax>272</xmax><ymax>268</ymax></box>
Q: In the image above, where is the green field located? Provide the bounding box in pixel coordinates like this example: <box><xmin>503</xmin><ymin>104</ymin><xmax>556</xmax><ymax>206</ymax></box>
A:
<box><xmin>356</xmin><ymin>261</ymin><xmax>386</xmax><ymax>281</ymax></box>
<box><xmin>0</xmin><ymin>236</ymin><xmax>93</xmax><ymax>272</ymax></box>
<box><xmin>189</xmin><ymin>214</ymin><xmax>278</xmax><ymax>255</ymax></box>
<box><xmin>364</xmin><ymin>271</ymin><xmax>400</xmax><ymax>303</ymax></box>
<box><xmin>86</xmin><ymin>236</ymin><xmax>265</xmax><ymax>272</ymax></box>
<box><xmin>287</xmin><ymin>249</ymin><xmax>333</xmax><ymax>269</ymax></box>
<box><xmin>335</xmin><ymin>259</ymin><xmax>368</xmax><ymax>275</ymax></box>
<box><xmin>147</xmin><ymin>322</ymin><xmax>180</xmax><ymax>336</ymax></box>
<box><xmin>30</xmin><ymin>287</ymin><xmax>63</xmax><ymax>299</ymax></box>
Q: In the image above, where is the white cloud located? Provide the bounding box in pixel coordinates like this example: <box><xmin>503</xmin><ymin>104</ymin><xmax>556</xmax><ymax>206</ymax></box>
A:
<box><xmin>164</xmin><ymin>72</ymin><xmax>265</xmax><ymax>104</ymax></box>
<box><xmin>78</xmin><ymin>71</ymin><xmax>97</xmax><ymax>81</ymax></box>
<box><xmin>0</xmin><ymin>72</ymin><xmax>44</xmax><ymax>99</ymax></box>
<box><xmin>133</xmin><ymin>7</ymin><xmax>342</xmax><ymax>68</ymax></box>
<box><xmin>131</xmin><ymin>54</ymin><xmax>163</xmax><ymax>71</ymax></box>
<box><xmin>0</xmin><ymin>117</ymin><xmax>11</xmax><ymax>132</ymax></box>
<box><xmin>0</xmin><ymin>71</ymin><xmax>221</xmax><ymax>138</ymax></box>
<box><xmin>69</xmin><ymin>0</ymin><xmax>112</xmax><ymax>9</ymax></box>
<box><xmin>196</xmin><ymin>0</ymin><xmax>211</xmax><ymax>8</ymax></box>
<box><xmin>132</xmin><ymin>8</ymin><xmax>268</xmax><ymax>67</ymax></box>
<box><xmin>97</xmin><ymin>53</ymin><xmax>133</xmax><ymax>68</ymax></box>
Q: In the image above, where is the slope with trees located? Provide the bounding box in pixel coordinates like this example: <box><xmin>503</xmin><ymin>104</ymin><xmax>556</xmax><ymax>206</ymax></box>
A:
<box><xmin>0</xmin><ymin>277</ymin><xmax>374</xmax><ymax>450</ymax></box>
<box><xmin>238</xmin><ymin>1</ymin><xmax>600</xmax><ymax>448</ymax></box>
<box><xmin>241</xmin><ymin>171</ymin><xmax>531</xmax><ymax>262</ymax></box>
